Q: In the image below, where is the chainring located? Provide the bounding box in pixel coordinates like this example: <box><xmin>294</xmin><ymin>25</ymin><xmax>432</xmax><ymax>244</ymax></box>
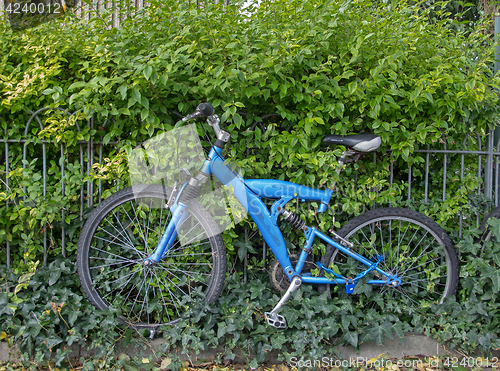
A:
<box><xmin>269</xmin><ymin>254</ymin><xmax>317</xmax><ymax>292</ymax></box>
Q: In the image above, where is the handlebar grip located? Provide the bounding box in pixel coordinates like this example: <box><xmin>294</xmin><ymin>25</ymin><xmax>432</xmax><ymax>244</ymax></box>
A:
<box><xmin>196</xmin><ymin>103</ymin><xmax>214</xmax><ymax>117</ymax></box>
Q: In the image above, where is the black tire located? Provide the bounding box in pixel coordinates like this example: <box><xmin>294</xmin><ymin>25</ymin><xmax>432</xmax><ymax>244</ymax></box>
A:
<box><xmin>77</xmin><ymin>184</ymin><xmax>226</xmax><ymax>329</ymax></box>
<box><xmin>319</xmin><ymin>208</ymin><xmax>458</xmax><ymax>306</ymax></box>
<box><xmin>477</xmin><ymin>205</ymin><xmax>500</xmax><ymax>252</ymax></box>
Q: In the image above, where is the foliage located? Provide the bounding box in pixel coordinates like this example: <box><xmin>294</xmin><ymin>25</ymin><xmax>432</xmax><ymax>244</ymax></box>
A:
<box><xmin>0</xmin><ymin>224</ymin><xmax>499</xmax><ymax>369</ymax></box>
<box><xmin>1</xmin><ymin>0</ymin><xmax>499</xmax><ymax>270</ymax></box>
<box><xmin>0</xmin><ymin>0</ymin><xmax>500</xmax><ymax>367</ymax></box>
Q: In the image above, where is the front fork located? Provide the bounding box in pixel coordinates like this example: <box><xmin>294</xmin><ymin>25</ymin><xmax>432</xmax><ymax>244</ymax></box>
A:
<box><xmin>142</xmin><ymin>171</ymin><xmax>208</xmax><ymax>266</ymax></box>
<box><xmin>143</xmin><ymin>202</ymin><xmax>188</xmax><ymax>266</ymax></box>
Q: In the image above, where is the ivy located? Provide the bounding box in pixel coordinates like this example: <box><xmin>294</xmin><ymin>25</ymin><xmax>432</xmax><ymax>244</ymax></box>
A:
<box><xmin>0</xmin><ymin>221</ymin><xmax>496</xmax><ymax>369</ymax></box>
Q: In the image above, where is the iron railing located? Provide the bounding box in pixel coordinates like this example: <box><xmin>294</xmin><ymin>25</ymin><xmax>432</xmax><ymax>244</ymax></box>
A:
<box><xmin>1</xmin><ymin>108</ymin><xmax>499</xmax><ymax>273</ymax></box>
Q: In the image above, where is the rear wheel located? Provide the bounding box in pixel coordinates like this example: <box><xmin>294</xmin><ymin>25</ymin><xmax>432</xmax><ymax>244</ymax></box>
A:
<box><xmin>77</xmin><ymin>184</ymin><xmax>226</xmax><ymax>329</ymax></box>
<box><xmin>477</xmin><ymin>205</ymin><xmax>500</xmax><ymax>254</ymax></box>
<box><xmin>320</xmin><ymin>208</ymin><xmax>458</xmax><ymax>307</ymax></box>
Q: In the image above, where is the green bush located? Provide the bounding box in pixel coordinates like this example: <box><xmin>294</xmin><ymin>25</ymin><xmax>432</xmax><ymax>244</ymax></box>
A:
<box><xmin>1</xmin><ymin>0</ymin><xmax>499</xmax><ymax>270</ymax></box>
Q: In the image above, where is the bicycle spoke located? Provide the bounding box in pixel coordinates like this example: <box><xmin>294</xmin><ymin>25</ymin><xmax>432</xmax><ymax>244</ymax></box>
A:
<box><xmin>403</xmin><ymin>265</ymin><xmax>446</xmax><ymax>279</ymax></box>
<box><xmin>154</xmin><ymin>270</ymin><xmax>183</xmax><ymax>319</ymax></box>
<box><xmin>163</xmin><ymin>252</ymin><xmax>213</xmax><ymax>258</ymax></box>
<box><xmin>90</xmin><ymin>260</ymin><xmax>137</xmax><ymax>273</ymax></box>
<box><xmin>93</xmin><ymin>231</ymin><xmax>139</xmax><ymax>255</ymax></box>
<box><xmin>120</xmin><ymin>204</ymin><xmax>148</xmax><ymax>249</ymax></box>
<box><xmin>102</xmin><ymin>269</ymin><xmax>139</xmax><ymax>300</ymax></box>
<box><xmin>102</xmin><ymin>269</ymin><xmax>140</xmax><ymax>288</ymax></box>
<box><xmin>96</xmin><ymin>224</ymin><xmax>137</xmax><ymax>254</ymax></box>
<box><xmin>157</xmin><ymin>264</ymin><xmax>210</xmax><ymax>284</ymax></box>
<box><xmin>156</xmin><ymin>265</ymin><xmax>204</xmax><ymax>292</ymax></box>
<box><xmin>404</xmin><ymin>277</ymin><xmax>447</xmax><ymax>286</ymax></box>
<box><xmin>150</xmin><ymin>270</ymin><xmax>173</xmax><ymax>322</ymax></box>
<box><xmin>90</xmin><ymin>245</ymin><xmax>139</xmax><ymax>265</ymax></box>
<box><xmin>128</xmin><ymin>270</ymin><xmax>149</xmax><ymax>319</ymax></box>
<box><xmin>165</xmin><ymin>240</ymin><xmax>211</xmax><ymax>256</ymax></box>
<box><xmin>400</xmin><ymin>256</ymin><xmax>443</xmax><ymax>277</ymax></box>
<box><xmin>107</xmin><ymin>212</ymin><xmax>139</xmax><ymax>251</ymax></box>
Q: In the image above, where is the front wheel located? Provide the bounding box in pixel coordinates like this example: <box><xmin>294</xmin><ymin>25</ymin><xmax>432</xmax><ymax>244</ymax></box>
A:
<box><xmin>320</xmin><ymin>208</ymin><xmax>458</xmax><ymax>307</ymax></box>
<box><xmin>77</xmin><ymin>184</ymin><xmax>227</xmax><ymax>329</ymax></box>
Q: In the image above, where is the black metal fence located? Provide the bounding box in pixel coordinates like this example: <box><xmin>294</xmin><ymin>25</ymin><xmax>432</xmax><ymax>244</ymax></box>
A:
<box><xmin>1</xmin><ymin>108</ymin><xmax>499</xmax><ymax>271</ymax></box>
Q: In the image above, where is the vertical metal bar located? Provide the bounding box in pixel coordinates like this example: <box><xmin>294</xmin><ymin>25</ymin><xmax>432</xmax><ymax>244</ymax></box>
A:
<box><xmin>494</xmin><ymin>18</ymin><xmax>500</xmax><ymax>148</ymax></box>
<box><xmin>244</xmin><ymin>228</ymin><xmax>248</xmax><ymax>284</ymax></box>
<box><xmin>60</xmin><ymin>144</ymin><xmax>65</xmax><ymax>258</ymax></box>
<box><xmin>484</xmin><ymin>130</ymin><xmax>494</xmax><ymax>201</ymax></box>
<box><xmin>0</xmin><ymin>0</ymin><xmax>5</xmax><ymax>21</ymax></box>
<box><xmin>114</xmin><ymin>0</ymin><xmax>119</xmax><ymax>29</ymax></box>
<box><xmin>459</xmin><ymin>145</ymin><xmax>465</xmax><ymax>239</ymax></box>
<box><xmin>443</xmin><ymin>142</ymin><xmax>447</xmax><ymax>202</ymax></box>
<box><xmin>5</xmin><ymin>136</ymin><xmax>10</xmax><ymax>270</ymax></box>
<box><xmin>99</xmin><ymin>139</ymin><xmax>103</xmax><ymax>202</ymax></box>
<box><xmin>262</xmin><ymin>241</ymin><xmax>267</xmax><ymax>270</ymax></box>
<box><xmin>87</xmin><ymin>139</ymin><xmax>91</xmax><ymax>208</ymax></box>
<box><xmin>245</xmin><ymin>145</ymin><xmax>251</xmax><ymax>276</ymax></box>
<box><xmin>478</xmin><ymin>133</ymin><xmax>483</xmax><ymax>227</ymax></box>
<box><xmin>424</xmin><ymin>145</ymin><xmax>429</xmax><ymax>203</ymax></box>
<box><xmin>87</xmin><ymin>118</ymin><xmax>93</xmax><ymax>209</ymax></box>
<box><xmin>495</xmin><ymin>19</ymin><xmax>500</xmax><ymax>203</ymax></box>
<box><xmin>22</xmin><ymin>139</ymin><xmax>28</xmax><ymax>264</ymax></box>
<box><xmin>80</xmin><ymin>143</ymin><xmax>84</xmax><ymax>220</ymax></box>
<box><xmin>496</xmin><ymin>137</ymin><xmax>500</xmax><ymax>207</ymax></box>
<box><xmin>389</xmin><ymin>162</ymin><xmax>393</xmax><ymax>186</ymax></box>
<box><xmin>407</xmin><ymin>166</ymin><xmax>412</xmax><ymax>202</ymax></box>
<box><xmin>372</xmin><ymin>152</ymin><xmax>376</xmax><ymax>209</ymax></box>
<box><xmin>42</xmin><ymin>140</ymin><xmax>47</xmax><ymax>266</ymax></box>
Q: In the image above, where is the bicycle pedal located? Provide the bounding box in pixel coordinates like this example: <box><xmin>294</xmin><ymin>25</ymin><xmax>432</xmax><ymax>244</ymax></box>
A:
<box><xmin>265</xmin><ymin>312</ymin><xmax>287</xmax><ymax>329</ymax></box>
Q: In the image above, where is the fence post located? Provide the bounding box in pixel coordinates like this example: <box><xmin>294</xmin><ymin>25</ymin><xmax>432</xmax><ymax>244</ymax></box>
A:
<box><xmin>494</xmin><ymin>18</ymin><xmax>500</xmax><ymax>147</ymax></box>
<box><xmin>485</xmin><ymin>131</ymin><xmax>494</xmax><ymax>201</ymax></box>
<box><xmin>491</xmin><ymin>17</ymin><xmax>500</xmax><ymax>204</ymax></box>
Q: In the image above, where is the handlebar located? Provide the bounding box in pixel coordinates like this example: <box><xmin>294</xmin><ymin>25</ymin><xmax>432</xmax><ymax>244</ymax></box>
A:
<box><xmin>182</xmin><ymin>102</ymin><xmax>215</xmax><ymax>122</ymax></box>
<box><xmin>176</xmin><ymin>102</ymin><xmax>230</xmax><ymax>147</ymax></box>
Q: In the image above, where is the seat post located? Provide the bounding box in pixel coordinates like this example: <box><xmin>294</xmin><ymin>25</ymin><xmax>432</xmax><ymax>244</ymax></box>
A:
<box><xmin>330</xmin><ymin>150</ymin><xmax>357</xmax><ymax>190</ymax></box>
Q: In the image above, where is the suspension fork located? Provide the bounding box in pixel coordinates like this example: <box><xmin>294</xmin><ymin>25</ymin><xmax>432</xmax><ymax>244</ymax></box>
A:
<box><xmin>143</xmin><ymin>202</ymin><xmax>189</xmax><ymax>265</ymax></box>
<box><xmin>143</xmin><ymin>141</ymin><xmax>226</xmax><ymax>266</ymax></box>
<box><xmin>143</xmin><ymin>164</ymin><xmax>213</xmax><ymax>265</ymax></box>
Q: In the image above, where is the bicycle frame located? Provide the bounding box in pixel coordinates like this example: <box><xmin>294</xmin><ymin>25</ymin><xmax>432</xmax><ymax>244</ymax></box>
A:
<box><xmin>144</xmin><ymin>143</ymin><xmax>399</xmax><ymax>287</ymax></box>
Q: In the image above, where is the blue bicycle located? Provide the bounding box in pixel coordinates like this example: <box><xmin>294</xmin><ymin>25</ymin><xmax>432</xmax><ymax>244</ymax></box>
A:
<box><xmin>77</xmin><ymin>103</ymin><xmax>459</xmax><ymax>332</ymax></box>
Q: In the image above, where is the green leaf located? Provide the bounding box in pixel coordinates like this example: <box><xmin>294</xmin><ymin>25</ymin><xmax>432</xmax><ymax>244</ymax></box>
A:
<box><xmin>246</xmin><ymin>358</ymin><xmax>258</xmax><ymax>369</ymax></box>
<box><xmin>118</xmin><ymin>84</ymin><xmax>128</xmax><ymax>100</ymax></box>
<box><xmin>49</xmin><ymin>270</ymin><xmax>62</xmax><ymax>286</ymax></box>
<box><xmin>133</xmin><ymin>89</ymin><xmax>141</xmax><ymax>103</ymax></box>
<box><xmin>143</xmin><ymin>65</ymin><xmax>153</xmax><ymax>81</ymax></box>
<box><xmin>68</xmin><ymin>81</ymin><xmax>86</xmax><ymax>91</ymax></box>
<box><xmin>484</xmin><ymin>269</ymin><xmax>500</xmax><ymax>293</ymax></box>
<box><xmin>159</xmin><ymin>74</ymin><xmax>168</xmax><ymax>85</ymax></box>
<box><xmin>237</xmin><ymin>70</ymin><xmax>245</xmax><ymax>82</ymax></box>
<box><xmin>344</xmin><ymin>331</ymin><xmax>358</xmax><ymax>347</ymax></box>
